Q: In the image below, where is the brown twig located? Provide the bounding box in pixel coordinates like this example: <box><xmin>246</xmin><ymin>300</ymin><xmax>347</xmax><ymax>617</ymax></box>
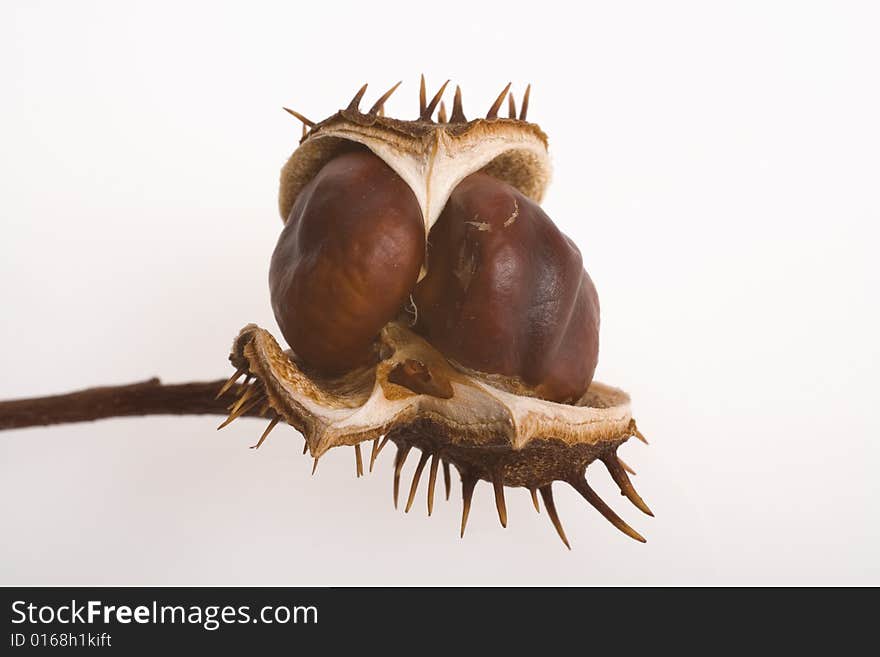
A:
<box><xmin>0</xmin><ymin>378</ymin><xmax>261</xmax><ymax>431</ymax></box>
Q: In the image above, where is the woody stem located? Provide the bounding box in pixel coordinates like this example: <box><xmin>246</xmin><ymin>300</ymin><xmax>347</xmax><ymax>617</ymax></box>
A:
<box><xmin>0</xmin><ymin>378</ymin><xmax>259</xmax><ymax>431</ymax></box>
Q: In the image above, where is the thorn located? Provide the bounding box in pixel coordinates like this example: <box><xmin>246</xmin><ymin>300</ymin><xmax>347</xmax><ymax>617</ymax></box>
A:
<box><xmin>216</xmin><ymin>367</ymin><xmax>246</xmax><ymax>399</ymax></box>
<box><xmin>508</xmin><ymin>92</ymin><xmax>516</xmax><ymax>119</ymax></box>
<box><xmin>369</xmin><ymin>437</ymin><xmax>381</xmax><ymax>472</ymax></box>
<box><xmin>619</xmin><ymin>457</ymin><xmax>637</xmax><ymax>476</ymax></box>
<box><xmin>419</xmin><ymin>74</ymin><xmax>427</xmax><ymax>117</ymax></box>
<box><xmin>311</xmin><ymin>457</ymin><xmax>319</xmax><ymax>476</ymax></box>
<box><xmin>405</xmin><ymin>451</ymin><xmax>430</xmax><ymax>513</ymax></box>
<box><xmin>519</xmin><ymin>83</ymin><xmax>531</xmax><ymax>121</ymax></box>
<box><xmin>216</xmin><ymin>392</ymin><xmax>264</xmax><ymax>429</ymax></box>
<box><xmin>486</xmin><ymin>82</ymin><xmax>512</xmax><ymax>119</ymax></box>
<box><xmin>302</xmin><ymin>439</ymin><xmax>308</xmax><ymax>455</ymax></box>
<box><xmin>376</xmin><ymin>435</ymin><xmax>390</xmax><ymax>459</ymax></box>
<box><xmin>392</xmin><ymin>444</ymin><xmax>412</xmax><ymax>509</ymax></box>
<box><xmin>601</xmin><ymin>454</ymin><xmax>653</xmax><ymax>517</ymax></box>
<box><xmin>568</xmin><ymin>476</ymin><xmax>646</xmax><ymax>543</ymax></box>
<box><xmin>450</xmin><ymin>86</ymin><xmax>467</xmax><ymax>123</ymax></box>
<box><xmin>539</xmin><ymin>485</ymin><xmax>570</xmax><ymax>549</ymax></box>
<box><xmin>443</xmin><ymin>459</ymin><xmax>451</xmax><ymax>500</ymax></box>
<box><xmin>378</xmin><ymin>105</ymin><xmax>385</xmax><ymax>117</ymax></box>
<box><xmin>227</xmin><ymin>375</ymin><xmax>252</xmax><ymax>410</ymax></box>
<box><xmin>227</xmin><ymin>376</ymin><xmax>252</xmax><ymax>411</ymax></box>
<box><xmin>530</xmin><ymin>487</ymin><xmax>541</xmax><ymax>514</ymax></box>
<box><xmin>354</xmin><ymin>444</ymin><xmax>364</xmax><ymax>478</ymax></box>
<box><xmin>282</xmin><ymin>107</ymin><xmax>315</xmax><ymax>126</ymax></box>
<box><xmin>427</xmin><ymin>453</ymin><xmax>440</xmax><ymax>516</ymax></box>
<box><xmin>492</xmin><ymin>475</ymin><xmax>508</xmax><ymax>528</ymax></box>
<box><xmin>346</xmin><ymin>83</ymin><xmax>368</xmax><ymax>112</ymax></box>
<box><xmin>301</xmin><ymin>123</ymin><xmax>307</xmax><ymax>139</ymax></box>
<box><xmin>633</xmin><ymin>422</ymin><xmax>649</xmax><ymax>444</ymax></box>
<box><xmin>242</xmin><ymin>390</ymin><xmax>268</xmax><ymax>417</ymax></box>
<box><xmin>460</xmin><ymin>475</ymin><xmax>477</xmax><ymax>538</ymax></box>
<box><xmin>438</xmin><ymin>101</ymin><xmax>447</xmax><ymax>123</ymax></box>
<box><xmin>229</xmin><ymin>384</ymin><xmax>257</xmax><ymax>415</ymax></box>
<box><xmin>250</xmin><ymin>416</ymin><xmax>280</xmax><ymax>449</ymax></box>
<box><xmin>421</xmin><ymin>79</ymin><xmax>450</xmax><ymax>120</ymax></box>
<box><xmin>368</xmin><ymin>80</ymin><xmax>402</xmax><ymax>115</ymax></box>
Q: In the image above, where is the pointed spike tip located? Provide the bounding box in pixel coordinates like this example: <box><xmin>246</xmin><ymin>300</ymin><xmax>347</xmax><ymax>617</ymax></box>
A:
<box><xmin>419</xmin><ymin>74</ymin><xmax>427</xmax><ymax>115</ymax></box>
<box><xmin>569</xmin><ymin>476</ymin><xmax>646</xmax><ymax>543</ymax></box>
<box><xmin>250</xmin><ymin>416</ymin><xmax>280</xmax><ymax>450</ymax></box>
<box><xmin>460</xmin><ymin>476</ymin><xmax>476</xmax><ymax>538</ymax></box>
<box><xmin>229</xmin><ymin>384</ymin><xmax>256</xmax><ymax>415</ymax></box>
<box><xmin>368</xmin><ymin>80</ymin><xmax>402</xmax><ymax>115</ymax></box>
<box><xmin>282</xmin><ymin>107</ymin><xmax>315</xmax><ymax>126</ymax></box>
<box><xmin>405</xmin><ymin>451</ymin><xmax>430</xmax><ymax>513</ymax></box>
<box><xmin>369</xmin><ymin>437</ymin><xmax>381</xmax><ymax>473</ymax></box>
<box><xmin>354</xmin><ymin>444</ymin><xmax>364</xmax><ymax>478</ymax></box>
<box><xmin>619</xmin><ymin>457</ymin><xmax>637</xmax><ymax>476</ymax></box>
<box><xmin>492</xmin><ymin>476</ymin><xmax>508</xmax><ymax>528</ymax></box>
<box><xmin>450</xmin><ymin>86</ymin><xmax>467</xmax><ymax>123</ymax></box>
<box><xmin>602</xmin><ymin>455</ymin><xmax>653</xmax><ymax>517</ymax></box>
<box><xmin>630</xmin><ymin>419</ymin><xmax>649</xmax><ymax>444</ymax></box>
<box><xmin>216</xmin><ymin>367</ymin><xmax>246</xmax><ymax>399</ymax></box>
<box><xmin>519</xmin><ymin>83</ymin><xmax>531</xmax><ymax>121</ymax></box>
<box><xmin>392</xmin><ymin>444</ymin><xmax>412</xmax><ymax>510</ymax></box>
<box><xmin>427</xmin><ymin>454</ymin><xmax>440</xmax><ymax>516</ymax></box>
<box><xmin>539</xmin><ymin>485</ymin><xmax>570</xmax><ymax>550</ymax></box>
<box><xmin>217</xmin><ymin>390</ymin><xmax>264</xmax><ymax>429</ymax></box>
<box><xmin>486</xmin><ymin>82</ymin><xmax>512</xmax><ymax>119</ymax></box>
<box><xmin>421</xmin><ymin>79</ymin><xmax>450</xmax><ymax>120</ymax></box>
<box><xmin>530</xmin><ymin>488</ymin><xmax>541</xmax><ymax>514</ymax></box>
<box><xmin>346</xmin><ymin>83</ymin><xmax>369</xmax><ymax>111</ymax></box>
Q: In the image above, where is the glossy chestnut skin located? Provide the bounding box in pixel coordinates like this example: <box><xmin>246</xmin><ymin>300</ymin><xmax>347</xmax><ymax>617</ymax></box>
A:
<box><xmin>413</xmin><ymin>172</ymin><xmax>599</xmax><ymax>403</ymax></box>
<box><xmin>269</xmin><ymin>148</ymin><xmax>425</xmax><ymax>374</ymax></box>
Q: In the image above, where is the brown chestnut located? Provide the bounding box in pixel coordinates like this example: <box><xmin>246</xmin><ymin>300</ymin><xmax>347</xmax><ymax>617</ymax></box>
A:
<box><xmin>269</xmin><ymin>148</ymin><xmax>425</xmax><ymax>374</ymax></box>
<box><xmin>413</xmin><ymin>171</ymin><xmax>599</xmax><ymax>403</ymax></box>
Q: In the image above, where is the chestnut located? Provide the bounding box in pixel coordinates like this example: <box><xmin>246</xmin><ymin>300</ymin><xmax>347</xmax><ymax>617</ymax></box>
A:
<box><xmin>269</xmin><ymin>148</ymin><xmax>425</xmax><ymax>374</ymax></box>
<box><xmin>413</xmin><ymin>171</ymin><xmax>599</xmax><ymax>403</ymax></box>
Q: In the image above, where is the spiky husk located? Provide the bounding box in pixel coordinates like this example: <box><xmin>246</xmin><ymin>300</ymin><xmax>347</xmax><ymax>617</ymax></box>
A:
<box><xmin>218</xmin><ymin>323</ymin><xmax>652</xmax><ymax>547</ymax></box>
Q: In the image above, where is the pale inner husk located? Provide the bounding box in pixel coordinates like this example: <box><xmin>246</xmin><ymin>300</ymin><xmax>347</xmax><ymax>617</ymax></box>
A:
<box><xmin>230</xmin><ymin>323</ymin><xmax>632</xmax><ymax>458</ymax></box>
<box><xmin>278</xmin><ymin>118</ymin><xmax>551</xmax><ymax>236</ymax></box>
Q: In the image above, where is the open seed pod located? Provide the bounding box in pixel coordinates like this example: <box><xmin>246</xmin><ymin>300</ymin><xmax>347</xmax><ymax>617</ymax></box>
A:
<box><xmin>220</xmin><ymin>78</ymin><xmax>652</xmax><ymax>547</ymax></box>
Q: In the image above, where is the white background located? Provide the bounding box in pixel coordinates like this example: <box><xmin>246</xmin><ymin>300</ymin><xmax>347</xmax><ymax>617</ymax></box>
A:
<box><xmin>1</xmin><ymin>1</ymin><xmax>878</xmax><ymax>585</ymax></box>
